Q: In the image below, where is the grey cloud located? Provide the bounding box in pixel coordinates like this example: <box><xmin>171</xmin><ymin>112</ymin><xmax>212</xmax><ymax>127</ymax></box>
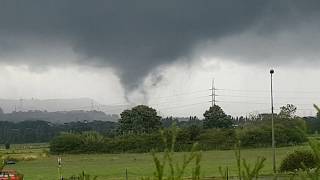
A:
<box><xmin>0</xmin><ymin>0</ymin><xmax>319</xmax><ymax>94</ymax></box>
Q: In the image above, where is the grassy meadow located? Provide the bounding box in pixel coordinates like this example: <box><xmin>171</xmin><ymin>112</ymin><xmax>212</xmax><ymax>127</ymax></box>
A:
<box><xmin>0</xmin><ymin>144</ymin><xmax>310</xmax><ymax>180</ymax></box>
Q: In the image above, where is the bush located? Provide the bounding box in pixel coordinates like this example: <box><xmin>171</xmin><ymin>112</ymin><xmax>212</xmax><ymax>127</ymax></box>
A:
<box><xmin>238</xmin><ymin>118</ymin><xmax>307</xmax><ymax>148</ymax></box>
<box><xmin>50</xmin><ymin>128</ymin><xmax>241</xmax><ymax>154</ymax></box>
<box><xmin>50</xmin><ymin>133</ymin><xmax>83</xmax><ymax>154</ymax></box>
<box><xmin>279</xmin><ymin>150</ymin><xmax>317</xmax><ymax>172</ymax></box>
<box><xmin>66</xmin><ymin>171</ymin><xmax>97</xmax><ymax>180</ymax></box>
<box><xmin>80</xmin><ymin>131</ymin><xmax>106</xmax><ymax>153</ymax></box>
<box><xmin>104</xmin><ymin>133</ymin><xmax>164</xmax><ymax>153</ymax></box>
<box><xmin>238</xmin><ymin>126</ymin><xmax>271</xmax><ymax>147</ymax></box>
<box><xmin>4</xmin><ymin>143</ymin><xmax>10</xmax><ymax>150</ymax></box>
<box><xmin>198</xmin><ymin>128</ymin><xmax>236</xmax><ymax>150</ymax></box>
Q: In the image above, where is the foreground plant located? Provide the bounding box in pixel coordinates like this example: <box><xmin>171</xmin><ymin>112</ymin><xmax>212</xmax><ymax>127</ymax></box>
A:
<box><xmin>292</xmin><ymin>140</ymin><xmax>320</xmax><ymax>180</ymax></box>
<box><xmin>0</xmin><ymin>153</ymin><xmax>5</xmax><ymax>171</ymax></box>
<box><xmin>142</xmin><ymin>125</ymin><xmax>202</xmax><ymax>180</ymax></box>
<box><xmin>220</xmin><ymin>142</ymin><xmax>266</xmax><ymax>180</ymax></box>
<box><xmin>291</xmin><ymin>105</ymin><xmax>320</xmax><ymax>179</ymax></box>
<box><xmin>66</xmin><ymin>171</ymin><xmax>98</xmax><ymax>180</ymax></box>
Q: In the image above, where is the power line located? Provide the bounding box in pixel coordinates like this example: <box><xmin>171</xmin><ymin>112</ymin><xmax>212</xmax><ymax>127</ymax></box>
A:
<box><xmin>216</xmin><ymin>88</ymin><xmax>320</xmax><ymax>94</ymax></box>
<box><xmin>157</xmin><ymin>101</ymin><xmax>209</xmax><ymax>111</ymax></box>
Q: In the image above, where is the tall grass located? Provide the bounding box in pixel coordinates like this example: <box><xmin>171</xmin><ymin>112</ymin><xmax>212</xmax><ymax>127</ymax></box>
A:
<box><xmin>142</xmin><ymin>125</ymin><xmax>202</xmax><ymax>180</ymax></box>
<box><xmin>66</xmin><ymin>171</ymin><xmax>98</xmax><ymax>180</ymax></box>
<box><xmin>291</xmin><ymin>140</ymin><xmax>320</xmax><ymax>179</ymax></box>
<box><xmin>219</xmin><ymin>142</ymin><xmax>266</xmax><ymax>180</ymax></box>
<box><xmin>0</xmin><ymin>152</ymin><xmax>5</xmax><ymax>171</ymax></box>
<box><xmin>292</xmin><ymin>105</ymin><xmax>320</xmax><ymax>179</ymax></box>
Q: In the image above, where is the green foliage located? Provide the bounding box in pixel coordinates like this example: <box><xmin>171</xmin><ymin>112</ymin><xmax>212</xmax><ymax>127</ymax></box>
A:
<box><xmin>291</xmin><ymin>140</ymin><xmax>320</xmax><ymax>180</ymax></box>
<box><xmin>198</xmin><ymin>128</ymin><xmax>236</xmax><ymax>150</ymax></box>
<box><xmin>50</xmin><ymin>126</ymin><xmax>239</xmax><ymax>154</ymax></box>
<box><xmin>219</xmin><ymin>142</ymin><xmax>266</xmax><ymax>180</ymax></box>
<box><xmin>119</xmin><ymin>105</ymin><xmax>162</xmax><ymax>134</ymax></box>
<box><xmin>238</xmin><ymin>126</ymin><xmax>271</xmax><ymax>148</ymax></box>
<box><xmin>306</xmin><ymin>104</ymin><xmax>320</xmax><ymax>134</ymax></box>
<box><xmin>314</xmin><ymin>104</ymin><xmax>320</xmax><ymax>117</ymax></box>
<box><xmin>218</xmin><ymin>166</ymin><xmax>229</xmax><ymax>180</ymax></box>
<box><xmin>50</xmin><ymin>133</ymin><xmax>83</xmax><ymax>154</ymax></box>
<box><xmin>66</xmin><ymin>171</ymin><xmax>98</xmax><ymax>180</ymax></box>
<box><xmin>279</xmin><ymin>150</ymin><xmax>317</xmax><ymax>172</ymax></box>
<box><xmin>4</xmin><ymin>143</ymin><xmax>10</xmax><ymax>150</ymax></box>
<box><xmin>241</xmin><ymin>157</ymin><xmax>266</xmax><ymax>180</ymax></box>
<box><xmin>295</xmin><ymin>105</ymin><xmax>320</xmax><ymax>179</ymax></box>
<box><xmin>142</xmin><ymin>125</ymin><xmax>202</xmax><ymax>180</ymax></box>
<box><xmin>203</xmin><ymin>105</ymin><xmax>233</xmax><ymax>129</ymax></box>
<box><xmin>0</xmin><ymin>120</ymin><xmax>117</xmax><ymax>144</ymax></box>
<box><xmin>238</xmin><ymin>118</ymin><xmax>307</xmax><ymax>147</ymax></box>
<box><xmin>274</xmin><ymin>119</ymin><xmax>307</xmax><ymax>145</ymax></box>
<box><xmin>235</xmin><ymin>143</ymin><xmax>266</xmax><ymax>180</ymax></box>
<box><xmin>235</xmin><ymin>141</ymin><xmax>242</xmax><ymax>180</ymax></box>
<box><xmin>304</xmin><ymin>116</ymin><xmax>320</xmax><ymax>134</ymax></box>
<box><xmin>80</xmin><ymin>131</ymin><xmax>105</xmax><ymax>152</ymax></box>
<box><xmin>105</xmin><ymin>132</ymin><xmax>164</xmax><ymax>153</ymax></box>
<box><xmin>279</xmin><ymin>104</ymin><xmax>297</xmax><ymax>119</ymax></box>
<box><xmin>0</xmin><ymin>153</ymin><xmax>5</xmax><ymax>171</ymax></box>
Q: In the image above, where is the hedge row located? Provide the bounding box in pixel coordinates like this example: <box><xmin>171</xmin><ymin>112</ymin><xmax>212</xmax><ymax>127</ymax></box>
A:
<box><xmin>238</xmin><ymin>118</ymin><xmax>307</xmax><ymax>148</ymax></box>
<box><xmin>50</xmin><ymin>128</ymin><xmax>237</xmax><ymax>154</ymax></box>
<box><xmin>50</xmin><ymin>119</ymin><xmax>307</xmax><ymax>154</ymax></box>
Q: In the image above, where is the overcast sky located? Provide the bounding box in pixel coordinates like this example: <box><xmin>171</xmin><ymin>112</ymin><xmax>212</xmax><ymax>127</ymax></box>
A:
<box><xmin>0</xmin><ymin>0</ymin><xmax>320</xmax><ymax>117</ymax></box>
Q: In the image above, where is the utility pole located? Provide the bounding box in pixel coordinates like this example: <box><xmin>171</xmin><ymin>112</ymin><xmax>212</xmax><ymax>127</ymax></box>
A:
<box><xmin>58</xmin><ymin>157</ymin><xmax>62</xmax><ymax>180</ymax></box>
<box><xmin>270</xmin><ymin>69</ymin><xmax>276</xmax><ymax>173</ymax></box>
<box><xmin>210</xmin><ymin>78</ymin><xmax>216</xmax><ymax>107</ymax></box>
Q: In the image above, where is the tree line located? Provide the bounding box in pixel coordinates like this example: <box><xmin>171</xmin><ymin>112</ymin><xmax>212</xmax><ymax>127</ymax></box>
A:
<box><xmin>0</xmin><ymin>108</ymin><xmax>119</xmax><ymax>123</ymax></box>
<box><xmin>0</xmin><ymin>120</ymin><xmax>117</xmax><ymax>144</ymax></box>
<box><xmin>50</xmin><ymin>104</ymin><xmax>312</xmax><ymax>154</ymax></box>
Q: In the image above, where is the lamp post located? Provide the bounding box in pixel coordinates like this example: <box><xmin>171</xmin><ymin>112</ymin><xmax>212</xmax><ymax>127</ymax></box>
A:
<box><xmin>270</xmin><ymin>69</ymin><xmax>276</xmax><ymax>173</ymax></box>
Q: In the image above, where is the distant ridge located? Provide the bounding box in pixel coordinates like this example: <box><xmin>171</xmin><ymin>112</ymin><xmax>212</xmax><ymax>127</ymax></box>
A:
<box><xmin>0</xmin><ymin>98</ymin><xmax>129</xmax><ymax>115</ymax></box>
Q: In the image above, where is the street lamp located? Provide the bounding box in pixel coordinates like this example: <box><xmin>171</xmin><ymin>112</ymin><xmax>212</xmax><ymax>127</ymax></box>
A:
<box><xmin>270</xmin><ymin>69</ymin><xmax>276</xmax><ymax>173</ymax></box>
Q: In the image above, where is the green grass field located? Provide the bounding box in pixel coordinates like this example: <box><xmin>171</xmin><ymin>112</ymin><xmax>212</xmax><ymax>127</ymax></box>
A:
<box><xmin>1</xmin><ymin>145</ymin><xmax>309</xmax><ymax>180</ymax></box>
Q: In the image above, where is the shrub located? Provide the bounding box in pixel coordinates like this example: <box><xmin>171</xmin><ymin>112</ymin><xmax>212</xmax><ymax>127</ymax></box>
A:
<box><xmin>50</xmin><ymin>133</ymin><xmax>83</xmax><ymax>154</ymax></box>
<box><xmin>280</xmin><ymin>150</ymin><xmax>317</xmax><ymax>172</ymax></box>
<box><xmin>142</xmin><ymin>125</ymin><xmax>202</xmax><ymax>180</ymax></box>
<box><xmin>50</xmin><ymin>128</ymin><xmax>241</xmax><ymax>154</ymax></box>
<box><xmin>4</xmin><ymin>143</ymin><xmax>10</xmax><ymax>150</ymax></box>
<box><xmin>80</xmin><ymin>131</ymin><xmax>105</xmax><ymax>153</ymax></box>
<box><xmin>0</xmin><ymin>153</ymin><xmax>4</xmax><ymax>171</ymax></box>
<box><xmin>198</xmin><ymin>128</ymin><xmax>236</xmax><ymax>150</ymax></box>
<box><xmin>66</xmin><ymin>171</ymin><xmax>97</xmax><ymax>180</ymax></box>
<box><xmin>238</xmin><ymin>126</ymin><xmax>271</xmax><ymax>147</ymax></box>
<box><xmin>238</xmin><ymin>118</ymin><xmax>307</xmax><ymax>148</ymax></box>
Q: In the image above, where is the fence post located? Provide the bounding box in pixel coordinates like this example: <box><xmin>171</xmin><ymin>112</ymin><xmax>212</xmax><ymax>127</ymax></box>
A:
<box><xmin>125</xmin><ymin>168</ymin><xmax>128</xmax><ymax>180</ymax></box>
<box><xmin>58</xmin><ymin>157</ymin><xmax>62</xmax><ymax>180</ymax></box>
<box><xmin>226</xmin><ymin>166</ymin><xmax>228</xmax><ymax>180</ymax></box>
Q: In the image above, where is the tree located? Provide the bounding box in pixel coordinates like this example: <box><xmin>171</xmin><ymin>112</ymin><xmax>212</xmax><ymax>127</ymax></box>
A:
<box><xmin>314</xmin><ymin>104</ymin><xmax>320</xmax><ymax>119</ymax></box>
<box><xmin>119</xmin><ymin>105</ymin><xmax>161</xmax><ymax>134</ymax></box>
<box><xmin>4</xmin><ymin>143</ymin><xmax>10</xmax><ymax>149</ymax></box>
<box><xmin>203</xmin><ymin>105</ymin><xmax>233</xmax><ymax>128</ymax></box>
<box><xmin>306</xmin><ymin>104</ymin><xmax>320</xmax><ymax>133</ymax></box>
<box><xmin>0</xmin><ymin>154</ymin><xmax>4</xmax><ymax>171</ymax></box>
<box><xmin>279</xmin><ymin>104</ymin><xmax>297</xmax><ymax>119</ymax></box>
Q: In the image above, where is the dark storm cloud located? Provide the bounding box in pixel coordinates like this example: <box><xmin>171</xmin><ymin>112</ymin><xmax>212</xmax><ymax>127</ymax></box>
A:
<box><xmin>0</xmin><ymin>0</ymin><xmax>320</xmax><ymax>92</ymax></box>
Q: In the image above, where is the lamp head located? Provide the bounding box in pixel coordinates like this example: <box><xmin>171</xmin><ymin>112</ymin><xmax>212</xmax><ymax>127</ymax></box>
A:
<box><xmin>270</xmin><ymin>69</ymin><xmax>274</xmax><ymax>74</ymax></box>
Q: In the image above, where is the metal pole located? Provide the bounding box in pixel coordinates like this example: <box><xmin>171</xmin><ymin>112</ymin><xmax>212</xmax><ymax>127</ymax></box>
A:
<box><xmin>58</xmin><ymin>157</ymin><xmax>62</xmax><ymax>180</ymax></box>
<box><xmin>270</xmin><ymin>69</ymin><xmax>276</xmax><ymax>173</ymax></box>
<box><xmin>211</xmin><ymin>78</ymin><xmax>214</xmax><ymax>107</ymax></box>
<box><xmin>226</xmin><ymin>166</ymin><xmax>229</xmax><ymax>180</ymax></box>
<box><xmin>125</xmin><ymin>168</ymin><xmax>128</xmax><ymax>180</ymax></box>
